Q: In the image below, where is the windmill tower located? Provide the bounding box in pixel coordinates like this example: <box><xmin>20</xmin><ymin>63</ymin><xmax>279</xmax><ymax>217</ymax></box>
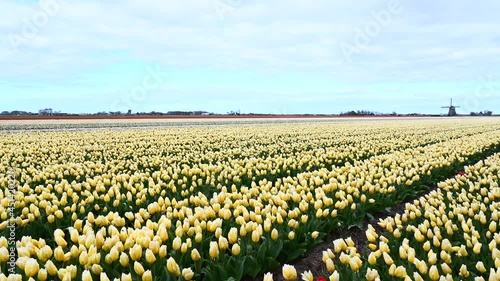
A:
<box><xmin>441</xmin><ymin>98</ymin><xmax>460</xmax><ymax>116</ymax></box>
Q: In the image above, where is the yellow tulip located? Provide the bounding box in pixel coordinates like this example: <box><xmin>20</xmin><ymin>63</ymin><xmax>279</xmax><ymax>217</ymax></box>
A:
<box><xmin>428</xmin><ymin>251</ymin><xmax>437</xmax><ymax>265</ymax></box>
<box><xmin>219</xmin><ymin>236</ymin><xmax>229</xmax><ymax>251</ymax></box>
<box><xmin>159</xmin><ymin>245</ymin><xmax>168</xmax><ymax>258</ymax></box>
<box><xmin>0</xmin><ymin>247</ymin><xmax>9</xmax><ymax>263</ymax></box>
<box><xmin>301</xmin><ymin>270</ymin><xmax>313</xmax><ymax>281</ymax></box>
<box><xmin>349</xmin><ymin>256</ymin><xmax>362</xmax><ymax>272</ymax></box>
<box><xmin>333</xmin><ymin>239</ymin><xmax>347</xmax><ymax>253</ymax></box>
<box><xmin>172</xmin><ymin>237</ymin><xmax>182</xmax><ymax>251</ymax></box>
<box><xmin>459</xmin><ymin>264</ymin><xmax>469</xmax><ymax>278</ymax></box>
<box><xmin>100</xmin><ymin>273</ymin><xmax>110</xmax><ymax>281</ymax></box>
<box><xmin>24</xmin><ymin>258</ymin><xmax>39</xmax><ymax>277</ymax></box>
<box><xmin>166</xmin><ymin>257</ymin><xmax>181</xmax><ymax>277</ymax></box>
<box><xmin>182</xmin><ymin>268</ymin><xmax>195</xmax><ymax>281</ymax></box>
<box><xmin>130</xmin><ymin>244</ymin><xmax>143</xmax><ymax>261</ymax></box>
<box><xmin>428</xmin><ymin>265</ymin><xmax>439</xmax><ymax>281</ymax></box>
<box><xmin>441</xmin><ymin>263</ymin><xmax>452</xmax><ymax>275</ymax></box>
<box><xmin>228</xmin><ymin>228</ymin><xmax>238</xmax><ymax>244</ymax></box>
<box><xmin>490</xmin><ymin>221</ymin><xmax>497</xmax><ymax>233</ymax></box>
<box><xmin>394</xmin><ymin>266</ymin><xmax>407</xmax><ymax>278</ymax></box>
<box><xmin>54</xmin><ymin>247</ymin><xmax>66</xmax><ymax>262</ymax></box>
<box><xmin>91</xmin><ymin>264</ymin><xmax>103</xmax><ymax>275</ymax></box>
<box><xmin>473</xmin><ymin>243</ymin><xmax>482</xmax><ymax>255</ymax></box>
<box><xmin>325</xmin><ymin>258</ymin><xmax>335</xmax><ymax>272</ymax></box>
<box><xmin>121</xmin><ymin>273</ymin><xmax>132</xmax><ymax>281</ymax></box>
<box><xmin>142</xmin><ymin>270</ymin><xmax>152</xmax><ymax>281</ymax></box>
<box><xmin>191</xmin><ymin>248</ymin><xmax>201</xmax><ymax>261</ymax></box>
<box><xmin>145</xmin><ymin>249</ymin><xmax>156</xmax><ymax>264</ymax></box>
<box><xmin>38</xmin><ymin>245</ymin><xmax>53</xmax><ymax>262</ymax></box>
<box><xmin>45</xmin><ymin>260</ymin><xmax>58</xmax><ymax>276</ymax></box>
<box><xmin>282</xmin><ymin>264</ymin><xmax>297</xmax><ymax>280</ymax></box>
<box><xmin>82</xmin><ymin>270</ymin><xmax>92</xmax><ymax>281</ymax></box>
<box><xmin>134</xmin><ymin>261</ymin><xmax>146</xmax><ymax>276</ymax></box>
<box><xmin>399</xmin><ymin>246</ymin><xmax>407</xmax><ymax>260</ymax></box>
<box><xmin>416</xmin><ymin>260</ymin><xmax>428</xmax><ymax>275</ymax></box>
<box><xmin>366</xmin><ymin>268</ymin><xmax>380</xmax><ymax>281</ymax></box>
<box><xmin>271</xmin><ymin>229</ymin><xmax>279</xmax><ymax>241</ymax></box>
<box><xmin>263</xmin><ymin>273</ymin><xmax>274</xmax><ymax>281</ymax></box>
<box><xmin>382</xmin><ymin>252</ymin><xmax>393</xmax><ymax>266</ymax></box>
<box><xmin>37</xmin><ymin>268</ymin><xmax>48</xmax><ymax>281</ymax></box>
<box><xmin>120</xmin><ymin>252</ymin><xmax>129</xmax><ymax>267</ymax></box>
<box><xmin>232</xmin><ymin>244</ymin><xmax>241</xmax><ymax>256</ymax></box>
<box><xmin>366</xmin><ymin>229</ymin><xmax>377</xmax><ymax>243</ymax></box>
<box><xmin>209</xmin><ymin>241</ymin><xmax>219</xmax><ymax>259</ymax></box>
<box><xmin>388</xmin><ymin>264</ymin><xmax>396</xmax><ymax>276</ymax></box>
<box><xmin>252</xmin><ymin>230</ymin><xmax>261</xmax><ymax>243</ymax></box>
<box><xmin>476</xmin><ymin>261</ymin><xmax>487</xmax><ymax>274</ymax></box>
<box><xmin>413</xmin><ymin>272</ymin><xmax>424</xmax><ymax>281</ymax></box>
<box><xmin>329</xmin><ymin>271</ymin><xmax>340</xmax><ymax>281</ymax></box>
<box><xmin>423</xmin><ymin>241</ymin><xmax>431</xmax><ymax>252</ymax></box>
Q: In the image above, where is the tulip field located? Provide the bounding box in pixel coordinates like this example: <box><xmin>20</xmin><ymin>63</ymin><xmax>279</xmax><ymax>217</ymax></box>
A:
<box><xmin>1</xmin><ymin>118</ymin><xmax>500</xmax><ymax>280</ymax></box>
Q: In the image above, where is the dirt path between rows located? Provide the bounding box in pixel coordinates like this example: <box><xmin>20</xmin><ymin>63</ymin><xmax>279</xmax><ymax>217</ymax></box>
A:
<box><xmin>244</xmin><ymin>170</ymin><xmax>464</xmax><ymax>281</ymax></box>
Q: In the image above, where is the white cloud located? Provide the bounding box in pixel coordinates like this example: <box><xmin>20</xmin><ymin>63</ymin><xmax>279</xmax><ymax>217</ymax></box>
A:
<box><xmin>1</xmin><ymin>0</ymin><xmax>499</xmax><ymax>114</ymax></box>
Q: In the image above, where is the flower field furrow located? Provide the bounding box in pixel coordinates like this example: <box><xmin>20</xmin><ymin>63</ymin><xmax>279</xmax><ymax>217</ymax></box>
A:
<box><xmin>1</xmin><ymin>119</ymin><xmax>500</xmax><ymax>280</ymax></box>
<box><xmin>290</xmin><ymin>152</ymin><xmax>500</xmax><ymax>281</ymax></box>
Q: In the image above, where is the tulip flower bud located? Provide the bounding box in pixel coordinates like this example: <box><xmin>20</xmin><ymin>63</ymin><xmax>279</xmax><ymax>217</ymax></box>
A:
<box><xmin>130</xmin><ymin>244</ymin><xmax>143</xmax><ymax>261</ymax></box>
<box><xmin>142</xmin><ymin>270</ymin><xmax>152</xmax><ymax>281</ymax></box>
<box><xmin>282</xmin><ymin>264</ymin><xmax>297</xmax><ymax>280</ymax></box>
<box><xmin>82</xmin><ymin>270</ymin><xmax>92</xmax><ymax>281</ymax></box>
<box><xmin>366</xmin><ymin>268</ymin><xmax>379</xmax><ymax>281</ymax></box>
<box><xmin>134</xmin><ymin>261</ymin><xmax>145</xmax><ymax>276</ymax></box>
<box><xmin>325</xmin><ymin>258</ymin><xmax>335</xmax><ymax>272</ymax></box>
<box><xmin>263</xmin><ymin>273</ymin><xmax>274</xmax><ymax>281</ymax></box>
<box><xmin>182</xmin><ymin>268</ymin><xmax>194</xmax><ymax>281</ymax></box>
<box><xmin>120</xmin><ymin>253</ymin><xmax>129</xmax><ymax>267</ymax></box>
<box><xmin>149</xmin><ymin>241</ymin><xmax>160</xmax><ymax>255</ymax></box>
<box><xmin>24</xmin><ymin>258</ymin><xmax>39</xmax><ymax>277</ymax></box>
<box><xmin>252</xmin><ymin>230</ymin><xmax>261</xmax><ymax>243</ymax></box>
<box><xmin>476</xmin><ymin>261</ymin><xmax>487</xmax><ymax>274</ymax></box>
<box><xmin>121</xmin><ymin>273</ymin><xmax>132</xmax><ymax>281</ymax></box>
<box><xmin>100</xmin><ymin>273</ymin><xmax>111</xmax><ymax>281</ymax></box>
<box><xmin>145</xmin><ymin>249</ymin><xmax>156</xmax><ymax>264</ymax></box>
<box><xmin>428</xmin><ymin>265</ymin><xmax>439</xmax><ymax>281</ymax></box>
<box><xmin>45</xmin><ymin>260</ymin><xmax>58</xmax><ymax>276</ymax></box>
<box><xmin>232</xmin><ymin>244</ymin><xmax>241</xmax><ymax>256</ymax></box>
<box><xmin>271</xmin><ymin>229</ymin><xmax>279</xmax><ymax>241</ymax></box>
<box><xmin>228</xmin><ymin>228</ymin><xmax>238</xmax><ymax>244</ymax></box>
<box><xmin>91</xmin><ymin>264</ymin><xmax>103</xmax><ymax>275</ymax></box>
<box><xmin>191</xmin><ymin>248</ymin><xmax>201</xmax><ymax>262</ymax></box>
<box><xmin>329</xmin><ymin>271</ymin><xmax>340</xmax><ymax>281</ymax></box>
<box><xmin>35</xmin><ymin>268</ymin><xmax>48</xmax><ymax>281</ymax></box>
<box><xmin>166</xmin><ymin>257</ymin><xmax>181</xmax><ymax>277</ymax></box>
<box><xmin>383</xmin><ymin>252</ymin><xmax>394</xmax><ymax>266</ymax></box>
<box><xmin>209</xmin><ymin>241</ymin><xmax>219</xmax><ymax>259</ymax></box>
<box><xmin>172</xmin><ymin>237</ymin><xmax>182</xmax><ymax>251</ymax></box>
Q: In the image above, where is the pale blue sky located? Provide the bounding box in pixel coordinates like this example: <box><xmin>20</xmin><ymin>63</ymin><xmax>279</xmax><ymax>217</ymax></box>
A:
<box><xmin>1</xmin><ymin>0</ymin><xmax>499</xmax><ymax>114</ymax></box>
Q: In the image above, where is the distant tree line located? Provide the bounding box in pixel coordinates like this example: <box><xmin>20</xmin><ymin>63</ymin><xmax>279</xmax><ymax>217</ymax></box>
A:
<box><xmin>339</xmin><ymin>110</ymin><xmax>399</xmax><ymax>116</ymax></box>
<box><xmin>470</xmin><ymin>110</ymin><xmax>493</xmax><ymax>116</ymax></box>
<box><xmin>0</xmin><ymin>109</ymin><xmax>214</xmax><ymax>116</ymax></box>
<box><xmin>0</xmin><ymin>108</ymin><xmax>495</xmax><ymax>117</ymax></box>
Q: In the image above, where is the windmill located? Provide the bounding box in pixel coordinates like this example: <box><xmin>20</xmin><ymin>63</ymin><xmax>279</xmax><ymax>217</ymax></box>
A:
<box><xmin>441</xmin><ymin>98</ymin><xmax>460</xmax><ymax>116</ymax></box>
